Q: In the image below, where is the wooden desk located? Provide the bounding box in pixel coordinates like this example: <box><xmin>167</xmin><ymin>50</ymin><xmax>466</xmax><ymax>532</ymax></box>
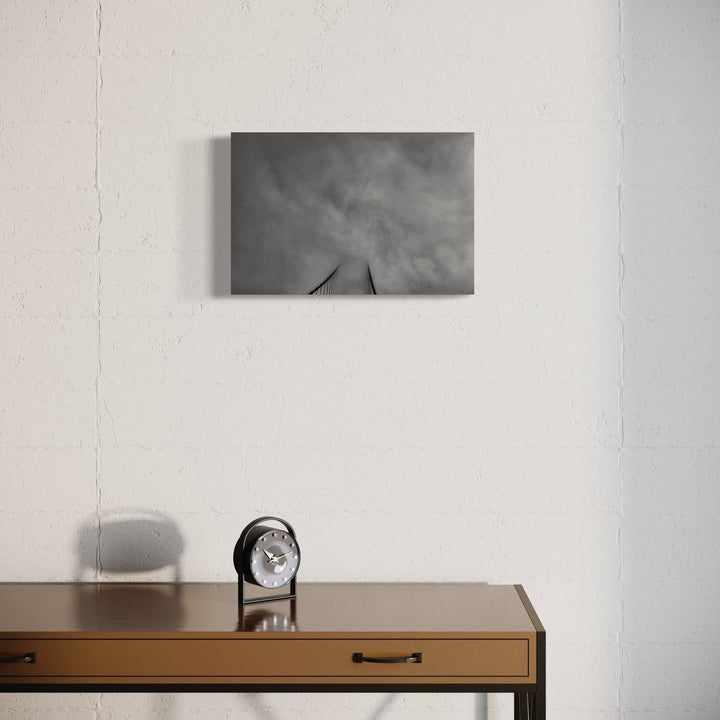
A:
<box><xmin>0</xmin><ymin>583</ymin><xmax>545</xmax><ymax>720</ymax></box>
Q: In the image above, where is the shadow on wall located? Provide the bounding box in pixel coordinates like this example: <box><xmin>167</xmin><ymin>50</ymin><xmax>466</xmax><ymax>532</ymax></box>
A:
<box><xmin>211</xmin><ymin>135</ymin><xmax>231</xmax><ymax>297</ymax></box>
<box><xmin>75</xmin><ymin>509</ymin><xmax>185</xmax><ymax>582</ymax></box>
<box><xmin>175</xmin><ymin>134</ymin><xmax>229</xmax><ymax>301</ymax></box>
<box><xmin>239</xmin><ymin>692</ymin><xmax>486</xmax><ymax>719</ymax></box>
<box><xmin>619</xmin><ymin>2</ymin><xmax>720</xmax><ymax>717</ymax></box>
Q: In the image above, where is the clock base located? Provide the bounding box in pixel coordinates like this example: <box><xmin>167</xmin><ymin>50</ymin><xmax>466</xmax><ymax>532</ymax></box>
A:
<box><xmin>238</xmin><ymin>576</ymin><xmax>297</xmax><ymax>605</ymax></box>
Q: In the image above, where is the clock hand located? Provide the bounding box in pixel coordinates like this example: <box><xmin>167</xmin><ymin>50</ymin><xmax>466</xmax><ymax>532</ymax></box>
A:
<box><xmin>264</xmin><ymin>551</ymin><xmax>293</xmax><ymax>566</ymax></box>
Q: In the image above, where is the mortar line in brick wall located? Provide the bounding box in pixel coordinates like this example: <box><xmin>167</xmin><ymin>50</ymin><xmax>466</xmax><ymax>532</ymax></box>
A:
<box><xmin>618</xmin><ymin>0</ymin><xmax>626</xmax><ymax>717</ymax></box>
<box><xmin>94</xmin><ymin>0</ymin><xmax>104</xmax><ymax>586</ymax></box>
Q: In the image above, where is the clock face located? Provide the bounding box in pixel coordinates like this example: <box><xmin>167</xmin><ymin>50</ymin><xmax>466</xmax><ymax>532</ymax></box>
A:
<box><xmin>247</xmin><ymin>529</ymin><xmax>300</xmax><ymax>588</ymax></box>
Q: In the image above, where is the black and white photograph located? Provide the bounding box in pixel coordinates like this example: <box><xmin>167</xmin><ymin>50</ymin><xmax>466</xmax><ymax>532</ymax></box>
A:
<box><xmin>231</xmin><ymin>132</ymin><xmax>474</xmax><ymax>295</ymax></box>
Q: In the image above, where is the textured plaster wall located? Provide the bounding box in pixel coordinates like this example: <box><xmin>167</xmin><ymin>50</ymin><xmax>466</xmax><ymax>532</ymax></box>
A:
<box><xmin>0</xmin><ymin>1</ymin><xmax>717</xmax><ymax>718</ymax></box>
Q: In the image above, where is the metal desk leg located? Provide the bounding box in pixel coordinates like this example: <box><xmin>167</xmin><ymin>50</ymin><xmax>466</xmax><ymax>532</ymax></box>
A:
<box><xmin>512</xmin><ymin>585</ymin><xmax>546</xmax><ymax>720</ymax></box>
<box><xmin>514</xmin><ymin>692</ymin><xmax>532</xmax><ymax>720</ymax></box>
<box><xmin>514</xmin><ymin>686</ymin><xmax>546</xmax><ymax>719</ymax></box>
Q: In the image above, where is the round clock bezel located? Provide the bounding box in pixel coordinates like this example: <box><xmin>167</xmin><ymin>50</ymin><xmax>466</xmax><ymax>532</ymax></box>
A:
<box><xmin>233</xmin><ymin>516</ymin><xmax>300</xmax><ymax>605</ymax></box>
<box><xmin>243</xmin><ymin>525</ymin><xmax>301</xmax><ymax>588</ymax></box>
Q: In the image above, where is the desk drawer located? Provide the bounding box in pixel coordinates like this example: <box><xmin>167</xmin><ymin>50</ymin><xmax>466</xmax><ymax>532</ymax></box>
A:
<box><xmin>0</xmin><ymin>638</ymin><xmax>530</xmax><ymax>681</ymax></box>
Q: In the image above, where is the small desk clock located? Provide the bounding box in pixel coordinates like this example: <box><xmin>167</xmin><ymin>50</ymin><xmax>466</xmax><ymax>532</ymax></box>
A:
<box><xmin>233</xmin><ymin>517</ymin><xmax>300</xmax><ymax>605</ymax></box>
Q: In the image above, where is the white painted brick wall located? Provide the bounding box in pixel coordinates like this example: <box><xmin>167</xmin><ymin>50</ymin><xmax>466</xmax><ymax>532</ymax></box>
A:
<box><xmin>0</xmin><ymin>1</ymin><xmax>715</xmax><ymax>718</ymax></box>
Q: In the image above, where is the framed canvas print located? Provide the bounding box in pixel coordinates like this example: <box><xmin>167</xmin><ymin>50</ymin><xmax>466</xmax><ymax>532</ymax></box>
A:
<box><xmin>231</xmin><ymin>132</ymin><xmax>474</xmax><ymax>295</ymax></box>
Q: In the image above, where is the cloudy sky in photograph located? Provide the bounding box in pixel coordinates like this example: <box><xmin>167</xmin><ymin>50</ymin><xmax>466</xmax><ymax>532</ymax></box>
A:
<box><xmin>231</xmin><ymin>133</ymin><xmax>474</xmax><ymax>294</ymax></box>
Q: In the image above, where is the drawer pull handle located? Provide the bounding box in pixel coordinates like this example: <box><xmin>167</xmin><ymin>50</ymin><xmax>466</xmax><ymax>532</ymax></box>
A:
<box><xmin>0</xmin><ymin>653</ymin><xmax>36</xmax><ymax>664</ymax></box>
<box><xmin>352</xmin><ymin>652</ymin><xmax>422</xmax><ymax>664</ymax></box>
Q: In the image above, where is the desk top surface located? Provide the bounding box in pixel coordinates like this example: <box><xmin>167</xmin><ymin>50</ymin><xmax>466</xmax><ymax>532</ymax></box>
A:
<box><xmin>0</xmin><ymin>583</ymin><xmax>538</xmax><ymax>636</ymax></box>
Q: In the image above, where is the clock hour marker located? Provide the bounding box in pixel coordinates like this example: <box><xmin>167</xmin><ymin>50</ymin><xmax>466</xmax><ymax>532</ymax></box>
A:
<box><xmin>272</xmin><ymin>532</ymin><xmax>277</xmax><ymax>537</ymax></box>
